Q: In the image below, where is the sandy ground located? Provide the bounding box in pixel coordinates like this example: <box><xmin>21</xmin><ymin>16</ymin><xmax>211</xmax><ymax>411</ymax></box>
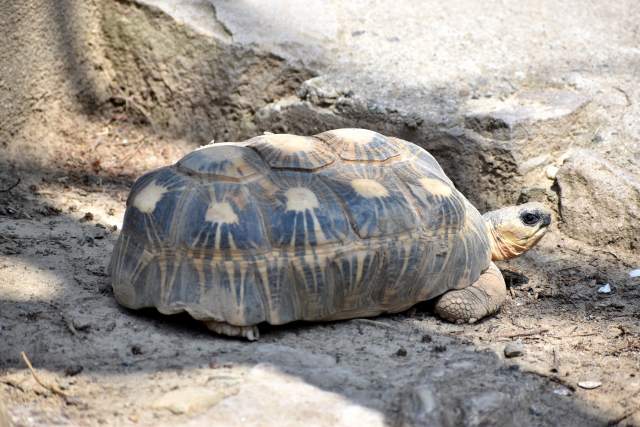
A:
<box><xmin>1</xmin><ymin>113</ymin><xmax>640</xmax><ymax>426</ymax></box>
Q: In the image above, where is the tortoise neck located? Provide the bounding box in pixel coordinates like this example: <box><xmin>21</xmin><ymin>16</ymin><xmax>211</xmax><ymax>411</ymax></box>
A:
<box><xmin>485</xmin><ymin>221</ymin><xmax>528</xmax><ymax>261</ymax></box>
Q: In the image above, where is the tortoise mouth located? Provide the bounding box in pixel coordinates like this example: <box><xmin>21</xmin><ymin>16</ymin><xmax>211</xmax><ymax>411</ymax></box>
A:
<box><xmin>515</xmin><ymin>222</ymin><xmax>550</xmax><ymax>246</ymax></box>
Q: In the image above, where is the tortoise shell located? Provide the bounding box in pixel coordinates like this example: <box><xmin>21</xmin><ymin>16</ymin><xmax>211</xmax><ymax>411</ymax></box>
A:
<box><xmin>108</xmin><ymin>129</ymin><xmax>491</xmax><ymax>327</ymax></box>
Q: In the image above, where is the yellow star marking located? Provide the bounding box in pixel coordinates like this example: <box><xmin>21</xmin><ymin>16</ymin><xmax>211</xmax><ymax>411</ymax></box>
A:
<box><xmin>133</xmin><ymin>181</ymin><xmax>168</xmax><ymax>214</ymax></box>
<box><xmin>283</xmin><ymin>187</ymin><xmax>327</xmax><ymax>246</ymax></box>
<box><xmin>419</xmin><ymin>178</ymin><xmax>452</xmax><ymax>197</ymax></box>
<box><xmin>330</xmin><ymin>128</ymin><xmax>379</xmax><ymax>145</ymax></box>
<box><xmin>266</xmin><ymin>134</ymin><xmax>315</xmax><ymax>153</ymax></box>
<box><xmin>350</xmin><ymin>179</ymin><xmax>390</xmax><ymax>199</ymax></box>
<box><xmin>205</xmin><ymin>202</ymin><xmax>239</xmax><ymax>225</ymax></box>
<box><xmin>284</xmin><ymin>187</ymin><xmax>320</xmax><ymax>212</ymax></box>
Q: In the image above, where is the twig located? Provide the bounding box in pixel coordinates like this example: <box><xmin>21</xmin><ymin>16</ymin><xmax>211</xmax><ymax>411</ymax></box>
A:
<box><xmin>119</xmin><ymin>138</ymin><xmax>148</xmax><ymax>166</ymax></box>
<box><xmin>351</xmin><ymin>318</ymin><xmax>397</xmax><ymax>330</ymax></box>
<box><xmin>0</xmin><ymin>177</ymin><xmax>21</xmax><ymax>193</ymax></box>
<box><xmin>552</xmin><ymin>348</ymin><xmax>560</xmax><ymax>373</ymax></box>
<box><xmin>604</xmin><ymin>250</ymin><xmax>621</xmax><ymax>261</ymax></box>
<box><xmin>614</xmin><ymin>86</ymin><xmax>632</xmax><ymax>106</ymax></box>
<box><xmin>546</xmin><ymin>374</ymin><xmax>577</xmax><ymax>392</ymax></box>
<box><xmin>61</xmin><ymin>313</ymin><xmax>80</xmax><ymax>337</ymax></box>
<box><xmin>526</xmin><ymin>365</ymin><xmax>576</xmax><ymax>392</ymax></box>
<box><xmin>498</xmin><ymin>327</ymin><xmax>549</xmax><ymax>338</ymax></box>
<box><xmin>20</xmin><ymin>352</ymin><xmax>69</xmax><ymax>397</ymax></box>
<box><xmin>608</xmin><ymin>409</ymin><xmax>640</xmax><ymax>426</ymax></box>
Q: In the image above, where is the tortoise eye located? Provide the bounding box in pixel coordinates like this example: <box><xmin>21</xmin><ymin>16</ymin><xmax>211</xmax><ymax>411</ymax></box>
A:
<box><xmin>522</xmin><ymin>212</ymin><xmax>540</xmax><ymax>225</ymax></box>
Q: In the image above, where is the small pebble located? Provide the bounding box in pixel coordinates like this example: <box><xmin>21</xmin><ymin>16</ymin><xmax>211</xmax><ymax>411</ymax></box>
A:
<box><xmin>65</xmin><ymin>364</ymin><xmax>84</xmax><ymax>376</ymax></box>
<box><xmin>65</xmin><ymin>396</ymin><xmax>86</xmax><ymax>407</ymax></box>
<box><xmin>123</xmin><ymin>359</ymin><xmax>133</xmax><ymax>367</ymax></box>
<box><xmin>597</xmin><ymin>284</ymin><xmax>611</xmax><ymax>293</ymax></box>
<box><xmin>545</xmin><ymin>165</ymin><xmax>559</xmax><ymax>180</ymax></box>
<box><xmin>223</xmin><ymin>362</ymin><xmax>234</xmax><ymax>368</ymax></box>
<box><xmin>209</xmin><ymin>362</ymin><xmax>220</xmax><ymax>369</ymax></box>
<box><xmin>395</xmin><ymin>348</ymin><xmax>407</xmax><ymax>357</ymax></box>
<box><xmin>128</xmin><ymin>414</ymin><xmax>139</xmax><ymax>423</ymax></box>
<box><xmin>504</xmin><ymin>342</ymin><xmax>525</xmax><ymax>358</ymax></box>
<box><xmin>578</xmin><ymin>381</ymin><xmax>602</xmax><ymax>389</ymax></box>
<box><xmin>629</xmin><ymin>269</ymin><xmax>640</xmax><ymax>277</ymax></box>
<box><xmin>553</xmin><ymin>388</ymin><xmax>570</xmax><ymax>396</ymax></box>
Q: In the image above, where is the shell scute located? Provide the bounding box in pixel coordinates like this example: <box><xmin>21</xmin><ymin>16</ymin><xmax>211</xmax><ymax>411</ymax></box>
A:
<box><xmin>212</xmin><ymin>262</ymin><xmax>268</xmax><ymax>326</ymax></box>
<box><xmin>315</xmin><ymin>128</ymin><xmax>403</xmax><ymax>162</ymax></box>
<box><xmin>180</xmin><ymin>182</ymin><xmax>267</xmax><ymax>256</ymax></box>
<box><xmin>331</xmin><ymin>250</ymin><xmax>381</xmax><ymax>310</ymax></box>
<box><xmin>319</xmin><ymin>163</ymin><xmax>417</xmax><ymax>238</ymax></box>
<box><xmin>177</xmin><ymin>144</ymin><xmax>266</xmax><ymax>181</ymax></box>
<box><xmin>391</xmin><ymin>160</ymin><xmax>466</xmax><ymax>234</ymax></box>
<box><xmin>124</xmin><ymin>169</ymin><xmax>189</xmax><ymax>245</ymax></box>
<box><xmin>247</xmin><ymin>134</ymin><xmax>336</xmax><ymax>170</ymax></box>
<box><xmin>248</xmin><ymin>172</ymin><xmax>348</xmax><ymax>248</ymax></box>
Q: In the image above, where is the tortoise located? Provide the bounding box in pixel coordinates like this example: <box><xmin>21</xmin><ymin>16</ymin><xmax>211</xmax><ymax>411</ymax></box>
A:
<box><xmin>108</xmin><ymin>129</ymin><xmax>551</xmax><ymax>340</ymax></box>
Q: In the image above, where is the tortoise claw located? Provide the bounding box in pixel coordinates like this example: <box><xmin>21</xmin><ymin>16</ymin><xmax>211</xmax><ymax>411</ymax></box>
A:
<box><xmin>204</xmin><ymin>321</ymin><xmax>259</xmax><ymax>341</ymax></box>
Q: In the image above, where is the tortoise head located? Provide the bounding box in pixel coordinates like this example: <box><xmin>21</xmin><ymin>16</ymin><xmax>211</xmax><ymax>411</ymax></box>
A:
<box><xmin>483</xmin><ymin>202</ymin><xmax>552</xmax><ymax>261</ymax></box>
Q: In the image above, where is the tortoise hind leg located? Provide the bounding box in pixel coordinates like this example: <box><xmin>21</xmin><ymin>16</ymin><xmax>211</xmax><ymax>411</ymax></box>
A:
<box><xmin>204</xmin><ymin>320</ymin><xmax>259</xmax><ymax>341</ymax></box>
<box><xmin>434</xmin><ymin>262</ymin><xmax>506</xmax><ymax>324</ymax></box>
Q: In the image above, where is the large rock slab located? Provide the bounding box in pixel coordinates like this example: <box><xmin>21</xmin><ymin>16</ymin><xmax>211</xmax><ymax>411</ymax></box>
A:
<box><xmin>99</xmin><ymin>0</ymin><xmax>621</xmax><ymax>208</ymax></box>
<box><xmin>178</xmin><ymin>363</ymin><xmax>386</xmax><ymax>427</ymax></box>
<box><xmin>556</xmin><ymin>149</ymin><xmax>640</xmax><ymax>253</ymax></box>
<box><xmin>4</xmin><ymin>0</ymin><xmax>640</xmax><ymax>219</ymax></box>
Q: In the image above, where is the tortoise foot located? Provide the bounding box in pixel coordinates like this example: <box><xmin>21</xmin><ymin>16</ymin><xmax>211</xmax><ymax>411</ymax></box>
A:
<box><xmin>434</xmin><ymin>262</ymin><xmax>506</xmax><ymax>324</ymax></box>
<box><xmin>204</xmin><ymin>321</ymin><xmax>259</xmax><ymax>341</ymax></box>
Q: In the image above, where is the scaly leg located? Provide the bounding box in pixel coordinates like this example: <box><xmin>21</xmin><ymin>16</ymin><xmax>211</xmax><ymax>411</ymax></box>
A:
<box><xmin>434</xmin><ymin>262</ymin><xmax>506</xmax><ymax>324</ymax></box>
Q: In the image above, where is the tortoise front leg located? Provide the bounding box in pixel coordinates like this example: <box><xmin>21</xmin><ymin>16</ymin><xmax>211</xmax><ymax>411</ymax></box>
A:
<box><xmin>434</xmin><ymin>262</ymin><xmax>506</xmax><ymax>324</ymax></box>
<box><xmin>204</xmin><ymin>320</ymin><xmax>259</xmax><ymax>341</ymax></box>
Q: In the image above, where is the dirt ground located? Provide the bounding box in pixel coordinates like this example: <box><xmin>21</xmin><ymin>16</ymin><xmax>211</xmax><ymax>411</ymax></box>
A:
<box><xmin>2</xmin><ymin>112</ymin><xmax>640</xmax><ymax>426</ymax></box>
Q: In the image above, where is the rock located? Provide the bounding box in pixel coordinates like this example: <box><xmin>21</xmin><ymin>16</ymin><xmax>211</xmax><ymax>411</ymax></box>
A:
<box><xmin>461</xmin><ymin>391</ymin><xmax>513</xmax><ymax>426</ymax></box>
<box><xmin>504</xmin><ymin>343</ymin><xmax>525</xmax><ymax>358</ymax></box>
<box><xmin>96</xmin><ymin>0</ymin><xmax>601</xmax><ymax>208</ymax></box>
<box><xmin>398</xmin><ymin>353</ymin><xmax>519</xmax><ymax>427</ymax></box>
<box><xmin>151</xmin><ymin>387</ymin><xmax>226</xmax><ymax>414</ymax></box>
<box><xmin>463</xmin><ymin>92</ymin><xmax>589</xmax><ymax>141</ymax></box>
<box><xmin>545</xmin><ymin>165</ymin><xmax>559</xmax><ymax>180</ymax></box>
<box><xmin>517</xmin><ymin>187</ymin><xmax>548</xmax><ymax>205</ymax></box>
<box><xmin>181</xmin><ymin>363</ymin><xmax>385</xmax><ymax>427</ymax></box>
<box><xmin>556</xmin><ymin>149</ymin><xmax>640</xmax><ymax>253</ymax></box>
<box><xmin>577</xmin><ymin>381</ymin><xmax>602</xmax><ymax>390</ymax></box>
<box><xmin>399</xmin><ymin>384</ymin><xmax>446</xmax><ymax>427</ymax></box>
<box><xmin>250</xmin><ymin>344</ymin><xmax>368</xmax><ymax>392</ymax></box>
